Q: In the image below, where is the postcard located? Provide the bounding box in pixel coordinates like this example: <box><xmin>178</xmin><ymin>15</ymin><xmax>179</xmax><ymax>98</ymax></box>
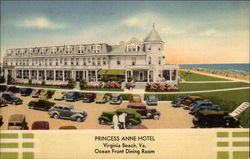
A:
<box><xmin>0</xmin><ymin>1</ymin><xmax>249</xmax><ymax>159</ymax></box>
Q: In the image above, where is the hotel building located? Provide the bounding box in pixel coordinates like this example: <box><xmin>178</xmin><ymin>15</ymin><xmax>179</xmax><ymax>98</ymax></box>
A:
<box><xmin>3</xmin><ymin>27</ymin><xmax>179</xmax><ymax>85</ymax></box>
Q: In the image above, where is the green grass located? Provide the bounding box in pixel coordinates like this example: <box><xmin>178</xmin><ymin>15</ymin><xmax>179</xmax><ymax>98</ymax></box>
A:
<box><xmin>217</xmin><ymin>132</ymin><xmax>229</xmax><ymax>138</ymax></box>
<box><xmin>22</xmin><ymin>152</ymin><xmax>34</xmax><ymax>159</ymax></box>
<box><xmin>217</xmin><ymin>142</ymin><xmax>229</xmax><ymax>147</ymax></box>
<box><xmin>179</xmin><ymin>70</ymin><xmax>229</xmax><ymax>81</ymax></box>
<box><xmin>233</xmin><ymin>142</ymin><xmax>249</xmax><ymax>147</ymax></box>
<box><xmin>145</xmin><ymin>89</ymin><xmax>250</xmax><ymax>128</ymax></box>
<box><xmin>22</xmin><ymin>142</ymin><xmax>34</xmax><ymax>148</ymax></box>
<box><xmin>22</xmin><ymin>133</ymin><xmax>34</xmax><ymax>139</ymax></box>
<box><xmin>0</xmin><ymin>143</ymin><xmax>18</xmax><ymax>148</ymax></box>
<box><xmin>0</xmin><ymin>133</ymin><xmax>18</xmax><ymax>139</ymax></box>
<box><xmin>0</xmin><ymin>152</ymin><xmax>18</xmax><ymax>159</ymax></box>
<box><xmin>233</xmin><ymin>151</ymin><xmax>249</xmax><ymax>159</ymax></box>
<box><xmin>82</xmin><ymin>88</ymin><xmax>124</xmax><ymax>91</ymax></box>
<box><xmin>217</xmin><ymin>151</ymin><xmax>229</xmax><ymax>159</ymax></box>
<box><xmin>232</xmin><ymin>132</ymin><xmax>249</xmax><ymax>137</ymax></box>
<box><xmin>15</xmin><ymin>84</ymin><xmax>68</xmax><ymax>89</ymax></box>
<box><xmin>177</xmin><ymin>82</ymin><xmax>249</xmax><ymax>91</ymax></box>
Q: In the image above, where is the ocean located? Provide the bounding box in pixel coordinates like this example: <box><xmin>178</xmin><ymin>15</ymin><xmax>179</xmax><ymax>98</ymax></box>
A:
<box><xmin>180</xmin><ymin>63</ymin><xmax>250</xmax><ymax>75</ymax></box>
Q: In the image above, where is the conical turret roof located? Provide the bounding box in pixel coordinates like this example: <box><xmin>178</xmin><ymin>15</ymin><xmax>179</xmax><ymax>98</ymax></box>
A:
<box><xmin>144</xmin><ymin>26</ymin><xmax>163</xmax><ymax>43</ymax></box>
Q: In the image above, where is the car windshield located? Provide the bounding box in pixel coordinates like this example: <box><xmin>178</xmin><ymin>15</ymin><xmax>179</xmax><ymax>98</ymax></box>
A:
<box><xmin>9</xmin><ymin>123</ymin><xmax>22</xmax><ymax>126</ymax></box>
<box><xmin>149</xmin><ymin>96</ymin><xmax>156</xmax><ymax>102</ymax></box>
<box><xmin>65</xmin><ymin>92</ymin><xmax>74</xmax><ymax>98</ymax></box>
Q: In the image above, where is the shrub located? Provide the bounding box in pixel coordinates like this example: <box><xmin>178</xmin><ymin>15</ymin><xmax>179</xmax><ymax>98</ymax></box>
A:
<box><xmin>42</xmin><ymin>81</ymin><xmax>46</xmax><ymax>86</ymax></box>
<box><xmin>7</xmin><ymin>74</ymin><xmax>12</xmax><ymax>84</ymax></box>
<box><xmin>28</xmin><ymin>79</ymin><xmax>32</xmax><ymax>85</ymax></box>
<box><xmin>80</xmin><ymin>79</ymin><xmax>87</xmax><ymax>89</ymax></box>
<box><xmin>67</xmin><ymin>79</ymin><xmax>76</xmax><ymax>89</ymax></box>
<box><xmin>121</xmin><ymin>94</ymin><xmax>132</xmax><ymax>101</ymax></box>
<box><xmin>0</xmin><ymin>76</ymin><xmax>5</xmax><ymax>83</ymax></box>
<box><xmin>127</xmin><ymin>77</ymin><xmax>133</xmax><ymax>82</ymax></box>
<box><xmin>101</xmin><ymin>76</ymin><xmax>122</xmax><ymax>84</ymax></box>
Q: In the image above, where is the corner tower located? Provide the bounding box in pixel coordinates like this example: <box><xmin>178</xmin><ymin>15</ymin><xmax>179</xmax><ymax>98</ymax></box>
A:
<box><xmin>144</xmin><ymin>25</ymin><xmax>164</xmax><ymax>53</ymax></box>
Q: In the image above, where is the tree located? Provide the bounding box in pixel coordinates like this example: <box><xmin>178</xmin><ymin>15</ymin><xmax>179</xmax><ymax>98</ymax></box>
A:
<box><xmin>79</xmin><ymin>79</ymin><xmax>87</xmax><ymax>89</ymax></box>
<box><xmin>7</xmin><ymin>74</ymin><xmax>12</xmax><ymax>84</ymax></box>
<box><xmin>67</xmin><ymin>79</ymin><xmax>76</xmax><ymax>89</ymax></box>
<box><xmin>28</xmin><ymin>79</ymin><xmax>32</xmax><ymax>85</ymax></box>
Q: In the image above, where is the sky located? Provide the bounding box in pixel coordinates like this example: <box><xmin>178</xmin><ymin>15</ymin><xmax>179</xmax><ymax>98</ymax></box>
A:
<box><xmin>0</xmin><ymin>1</ymin><xmax>249</xmax><ymax>64</ymax></box>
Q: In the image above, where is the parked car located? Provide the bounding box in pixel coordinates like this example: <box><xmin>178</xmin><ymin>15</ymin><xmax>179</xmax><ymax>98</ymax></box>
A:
<box><xmin>48</xmin><ymin>104</ymin><xmax>87</xmax><ymax>122</ymax></box>
<box><xmin>8</xmin><ymin>114</ymin><xmax>28</xmax><ymax>130</ymax></box>
<box><xmin>0</xmin><ymin>115</ymin><xmax>3</xmax><ymax>126</ymax></box>
<box><xmin>98</xmin><ymin>108</ymin><xmax>141</xmax><ymax>128</ymax></box>
<box><xmin>127</xmin><ymin>103</ymin><xmax>160</xmax><ymax>120</ymax></box>
<box><xmin>32</xmin><ymin>121</ymin><xmax>49</xmax><ymax>130</ymax></box>
<box><xmin>146</xmin><ymin>95</ymin><xmax>158</xmax><ymax>106</ymax></box>
<box><xmin>39</xmin><ymin>90</ymin><xmax>55</xmax><ymax>98</ymax></box>
<box><xmin>31</xmin><ymin>89</ymin><xmax>42</xmax><ymax>98</ymax></box>
<box><xmin>20</xmin><ymin>88</ymin><xmax>33</xmax><ymax>96</ymax></box>
<box><xmin>28</xmin><ymin>99</ymin><xmax>55</xmax><ymax>111</ymax></box>
<box><xmin>109</xmin><ymin>94</ymin><xmax>122</xmax><ymax>105</ymax></box>
<box><xmin>182</xmin><ymin>96</ymin><xmax>206</xmax><ymax>107</ymax></box>
<box><xmin>129</xmin><ymin>94</ymin><xmax>142</xmax><ymax>103</ymax></box>
<box><xmin>193</xmin><ymin>110</ymin><xmax>240</xmax><ymax>128</ymax></box>
<box><xmin>2</xmin><ymin>92</ymin><xmax>23</xmax><ymax>105</ymax></box>
<box><xmin>171</xmin><ymin>95</ymin><xmax>190</xmax><ymax>107</ymax></box>
<box><xmin>83</xmin><ymin>93</ymin><xmax>96</xmax><ymax>103</ymax></box>
<box><xmin>0</xmin><ymin>85</ymin><xmax>8</xmax><ymax>92</ymax></box>
<box><xmin>53</xmin><ymin>91</ymin><xmax>65</xmax><ymax>101</ymax></box>
<box><xmin>59</xmin><ymin>126</ymin><xmax>77</xmax><ymax>130</ymax></box>
<box><xmin>7</xmin><ymin>86</ymin><xmax>20</xmax><ymax>93</ymax></box>
<box><xmin>64</xmin><ymin>91</ymin><xmax>84</xmax><ymax>102</ymax></box>
<box><xmin>190</xmin><ymin>101</ymin><xmax>220</xmax><ymax>115</ymax></box>
<box><xmin>0</xmin><ymin>95</ymin><xmax>8</xmax><ymax>107</ymax></box>
<box><xmin>95</xmin><ymin>93</ymin><xmax>109</xmax><ymax>104</ymax></box>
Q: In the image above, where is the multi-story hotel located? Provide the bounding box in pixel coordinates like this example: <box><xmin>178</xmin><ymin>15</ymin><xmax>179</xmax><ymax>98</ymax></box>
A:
<box><xmin>3</xmin><ymin>26</ymin><xmax>179</xmax><ymax>85</ymax></box>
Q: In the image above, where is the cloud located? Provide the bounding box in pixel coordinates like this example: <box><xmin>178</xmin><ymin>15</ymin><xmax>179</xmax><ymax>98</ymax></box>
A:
<box><xmin>121</xmin><ymin>12</ymin><xmax>184</xmax><ymax>35</ymax></box>
<box><xmin>201</xmin><ymin>29</ymin><xmax>224</xmax><ymax>37</ymax></box>
<box><xmin>18</xmin><ymin>17</ymin><xmax>66</xmax><ymax>29</ymax></box>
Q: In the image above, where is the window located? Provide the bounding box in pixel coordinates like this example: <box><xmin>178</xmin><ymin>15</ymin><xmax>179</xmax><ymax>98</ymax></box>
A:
<box><xmin>148</xmin><ymin>57</ymin><xmax>152</xmax><ymax>65</ymax></box>
<box><xmin>97</xmin><ymin>58</ymin><xmax>101</xmax><ymax>66</ymax></box>
<box><xmin>117</xmin><ymin>57</ymin><xmax>121</xmax><ymax>65</ymax></box>
<box><xmin>158</xmin><ymin>57</ymin><xmax>161</xmax><ymax>65</ymax></box>
<box><xmin>92</xmin><ymin>58</ymin><xmax>95</xmax><ymax>65</ymax></box>
<box><xmin>158</xmin><ymin>48</ymin><xmax>161</xmax><ymax>51</ymax></box>
<box><xmin>132</xmin><ymin>57</ymin><xmax>136</xmax><ymax>65</ymax></box>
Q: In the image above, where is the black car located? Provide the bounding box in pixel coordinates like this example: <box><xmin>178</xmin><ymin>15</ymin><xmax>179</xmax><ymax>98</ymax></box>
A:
<box><xmin>7</xmin><ymin>86</ymin><xmax>20</xmax><ymax>93</ymax></box>
<box><xmin>2</xmin><ymin>92</ymin><xmax>23</xmax><ymax>105</ymax></box>
<box><xmin>20</xmin><ymin>88</ymin><xmax>33</xmax><ymax>96</ymax></box>
<box><xmin>64</xmin><ymin>92</ymin><xmax>84</xmax><ymax>102</ymax></box>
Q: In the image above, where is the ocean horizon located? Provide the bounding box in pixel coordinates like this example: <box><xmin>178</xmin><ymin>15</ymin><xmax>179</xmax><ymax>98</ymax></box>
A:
<box><xmin>180</xmin><ymin>63</ymin><xmax>250</xmax><ymax>75</ymax></box>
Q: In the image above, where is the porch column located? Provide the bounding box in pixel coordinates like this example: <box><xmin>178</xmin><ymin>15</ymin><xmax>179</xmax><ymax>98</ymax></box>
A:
<box><xmin>161</xmin><ymin>70</ymin><xmax>163</xmax><ymax>82</ymax></box>
<box><xmin>83</xmin><ymin>70</ymin><xmax>85</xmax><ymax>80</ymax></box>
<box><xmin>29</xmin><ymin>69</ymin><xmax>31</xmax><ymax>79</ymax></box>
<box><xmin>45</xmin><ymin>70</ymin><xmax>47</xmax><ymax>81</ymax></box>
<box><xmin>153</xmin><ymin>70</ymin><xmax>156</xmax><ymax>82</ymax></box>
<box><xmin>131</xmin><ymin>70</ymin><xmax>133</xmax><ymax>82</ymax></box>
<box><xmin>21</xmin><ymin>70</ymin><xmax>23</xmax><ymax>79</ymax></box>
<box><xmin>62</xmin><ymin>70</ymin><xmax>65</xmax><ymax>82</ymax></box>
<box><xmin>125</xmin><ymin>70</ymin><xmax>128</xmax><ymax>83</ymax></box>
<box><xmin>147</xmin><ymin>70</ymin><xmax>149</xmax><ymax>83</ymax></box>
<box><xmin>169</xmin><ymin>70</ymin><xmax>172</xmax><ymax>81</ymax></box>
<box><xmin>95</xmin><ymin>70</ymin><xmax>98</xmax><ymax>82</ymax></box>
<box><xmin>54</xmin><ymin>70</ymin><xmax>56</xmax><ymax>81</ymax></box>
<box><xmin>86</xmin><ymin>70</ymin><xmax>89</xmax><ymax>82</ymax></box>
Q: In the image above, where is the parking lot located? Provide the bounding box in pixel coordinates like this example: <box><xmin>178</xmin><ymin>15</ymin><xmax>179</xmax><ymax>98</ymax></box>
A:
<box><xmin>0</xmin><ymin>94</ymin><xmax>193</xmax><ymax>130</ymax></box>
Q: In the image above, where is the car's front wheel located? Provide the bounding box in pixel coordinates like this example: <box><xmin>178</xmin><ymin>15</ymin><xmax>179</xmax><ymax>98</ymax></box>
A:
<box><xmin>99</xmin><ymin>119</ymin><xmax>105</xmax><ymax>125</ymax></box>
<box><xmin>76</xmin><ymin>117</ymin><xmax>83</xmax><ymax>122</ymax></box>
<box><xmin>153</xmin><ymin>115</ymin><xmax>160</xmax><ymax>120</ymax></box>
<box><xmin>146</xmin><ymin>113</ymin><xmax>152</xmax><ymax>118</ymax></box>
<box><xmin>53</xmin><ymin>114</ymin><xmax>59</xmax><ymax>119</ymax></box>
<box><xmin>126</xmin><ymin>122</ymin><xmax>133</xmax><ymax>129</ymax></box>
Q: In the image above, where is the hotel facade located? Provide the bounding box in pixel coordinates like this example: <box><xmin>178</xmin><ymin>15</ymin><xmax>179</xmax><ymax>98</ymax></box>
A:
<box><xmin>3</xmin><ymin>27</ymin><xmax>179</xmax><ymax>85</ymax></box>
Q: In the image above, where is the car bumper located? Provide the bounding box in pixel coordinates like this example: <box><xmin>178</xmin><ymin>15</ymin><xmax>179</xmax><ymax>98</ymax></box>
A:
<box><xmin>109</xmin><ymin>101</ymin><xmax>121</xmax><ymax>104</ymax></box>
<box><xmin>96</xmin><ymin>101</ymin><xmax>105</xmax><ymax>104</ymax></box>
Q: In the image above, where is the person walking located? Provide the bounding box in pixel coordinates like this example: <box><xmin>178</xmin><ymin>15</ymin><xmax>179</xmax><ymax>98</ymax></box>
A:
<box><xmin>112</xmin><ymin>113</ymin><xmax>119</xmax><ymax>129</ymax></box>
<box><xmin>118</xmin><ymin>112</ymin><xmax>127</xmax><ymax>129</ymax></box>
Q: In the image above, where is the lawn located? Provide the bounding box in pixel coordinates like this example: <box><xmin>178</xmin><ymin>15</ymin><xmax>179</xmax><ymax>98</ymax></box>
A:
<box><xmin>179</xmin><ymin>70</ymin><xmax>229</xmax><ymax>81</ymax></box>
<box><xmin>14</xmin><ymin>84</ymin><xmax>68</xmax><ymax>89</ymax></box>
<box><xmin>82</xmin><ymin>88</ymin><xmax>124</xmax><ymax>91</ymax></box>
<box><xmin>145</xmin><ymin>89</ymin><xmax>250</xmax><ymax>128</ymax></box>
<box><xmin>178</xmin><ymin>82</ymin><xmax>249</xmax><ymax>91</ymax></box>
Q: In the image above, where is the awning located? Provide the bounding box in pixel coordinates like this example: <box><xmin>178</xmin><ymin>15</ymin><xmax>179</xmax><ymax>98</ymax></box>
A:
<box><xmin>106</xmin><ymin>70</ymin><xmax>125</xmax><ymax>75</ymax></box>
<box><xmin>98</xmin><ymin>70</ymin><xmax>108</xmax><ymax>75</ymax></box>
